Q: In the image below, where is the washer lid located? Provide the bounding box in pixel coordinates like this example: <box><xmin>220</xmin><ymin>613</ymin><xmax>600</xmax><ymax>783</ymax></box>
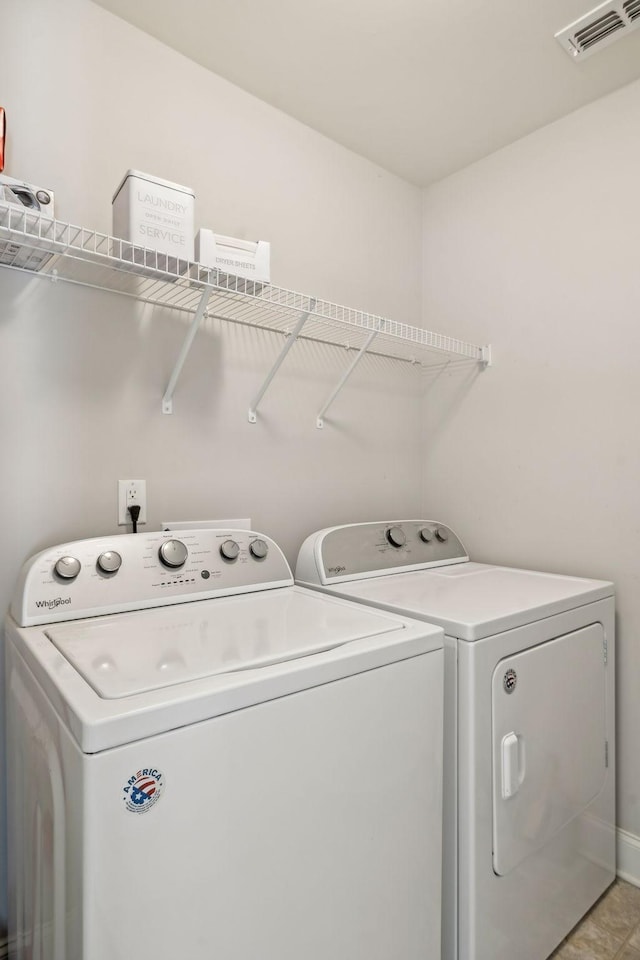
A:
<box><xmin>45</xmin><ymin>587</ymin><xmax>418</xmax><ymax>699</ymax></box>
<box><xmin>315</xmin><ymin>563</ymin><xmax>614</xmax><ymax>640</ymax></box>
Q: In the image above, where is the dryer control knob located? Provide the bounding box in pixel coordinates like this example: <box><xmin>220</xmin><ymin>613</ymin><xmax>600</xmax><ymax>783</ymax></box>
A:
<box><xmin>159</xmin><ymin>539</ymin><xmax>188</xmax><ymax>568</ymax></box>
<box><xmin>55</xmin><ymin>556</ymin><xmax>81</xmax><ymax>579</ymax></box>
<box><xmin>97</xmin><ymin>551</ymin><xmax>122</xmax><ymax>574</ymax></box>
<box><xmin>220</xmin><ymin>539</ymin><xmax>240</xmax><ymax>561</ymax></box>
<box><xmin>250</xmin><ymin>539</ymin><xmax>268</xmax><ymax>560</ymax></box>
<box><xmin>386</xmin><ymin>526</ymin><xmax>406</xmax><ymax>548</ymax></box>
<box><xmin>435</xmin><ymin>527</ymin><xmax>449</xmax><ymax>543</ymax></box>
<box><xmin>419</xmin><ymin>527</ymin><xmax>434</xmax><ymax>543</ymax></box>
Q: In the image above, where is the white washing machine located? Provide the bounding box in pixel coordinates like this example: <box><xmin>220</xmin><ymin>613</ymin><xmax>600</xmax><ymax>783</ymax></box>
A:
<box><xmin>296</xmin><ymin>520</ymin><xmax>616</xmax><ymax>960</ymax></box>
<box><xmin>6</xmin><ymin>527</ymin><xmax>445</xmax><ymax>960</ymax></box>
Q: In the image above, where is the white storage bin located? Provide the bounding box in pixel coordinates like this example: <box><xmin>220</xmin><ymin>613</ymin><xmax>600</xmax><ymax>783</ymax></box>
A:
<box><xmin>195</xmin><ymin>229</ymin><xmax>270</xmax><ymax>289</ymax></box>
<box><xmin>112</xmin><ymin>170</ymin><xmax>194</xmax><ymax>269</ymax></box>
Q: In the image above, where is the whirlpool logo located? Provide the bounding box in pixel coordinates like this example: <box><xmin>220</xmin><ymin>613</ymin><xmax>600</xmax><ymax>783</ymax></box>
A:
<box><xmin>35</xmin><ymin>597</ymin><xmax>72</xmax><ymax>610</ymax></box>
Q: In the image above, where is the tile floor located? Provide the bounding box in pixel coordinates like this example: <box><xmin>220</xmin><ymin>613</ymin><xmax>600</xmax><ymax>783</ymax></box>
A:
<box><xmin>550</xmin><ymin>880</ymin><xmax>640</xmax><ymax>959</ymax></box>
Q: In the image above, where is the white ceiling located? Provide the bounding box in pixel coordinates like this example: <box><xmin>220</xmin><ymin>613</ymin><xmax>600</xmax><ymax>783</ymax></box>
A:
<box><xmin>92</xmin><ymin>0</ymin><xmax>640</xmax><ymax>186</ymax></box>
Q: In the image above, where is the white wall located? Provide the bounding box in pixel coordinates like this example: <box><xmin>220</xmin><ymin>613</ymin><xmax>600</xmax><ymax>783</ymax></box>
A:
<box><xmin>9</xmin><ymin>0</ymin><xmax>636</xmax><ymax>945</ymax></box>
<box><xmin>422</xmin><ymin>77</ymin><xmax>640</xmax><ymax>853</ymax></box>
<box><xmin>0</xmin><ymin>0</ymin><xmax>425</xmax><ymax>937</ymax></box>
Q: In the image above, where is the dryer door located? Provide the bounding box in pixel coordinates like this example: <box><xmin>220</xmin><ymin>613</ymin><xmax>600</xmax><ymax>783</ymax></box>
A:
<box><xmin>491</xmin><ymin>623</ymin><xmax>607</xmax><ymax>876</ymax></box>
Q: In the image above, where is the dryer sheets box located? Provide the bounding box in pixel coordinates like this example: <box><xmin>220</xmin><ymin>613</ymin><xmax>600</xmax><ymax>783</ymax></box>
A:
<box><xmin>195</xmin><ymin>230</ymin><xmax>270</xmax><ymax>288</ymax></box>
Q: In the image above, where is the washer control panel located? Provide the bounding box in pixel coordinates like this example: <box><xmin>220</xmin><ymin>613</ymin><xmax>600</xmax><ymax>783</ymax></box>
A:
<box><xmin>296</xmin><ymin>520</ymin><xmax>468</xmax><ymax>584</ymax></box>
<box><xmin>12</xmin><ymin>529</ymin><xmax>291</xmax><ymax>626</ymax></box>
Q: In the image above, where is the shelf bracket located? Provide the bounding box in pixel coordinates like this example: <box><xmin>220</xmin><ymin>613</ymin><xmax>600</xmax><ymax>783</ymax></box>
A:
<box><xmin>480</xmin><ymin>345</ymin><xmax>492</xmax><ymax>367</ymax></box>
<box><xmin>316</xmin><ymin>326</ymin><xmax>380</xmax><ymax>429</ymax></box>
<box><xmin>162</xmin><ymin>286</ymin><xmax>211</xmax><ymax>414</ymax></box>
<box><xmin>248</xmin><ymin>301</ymin><xmax>315</xmax><ymax>423</ymax></box>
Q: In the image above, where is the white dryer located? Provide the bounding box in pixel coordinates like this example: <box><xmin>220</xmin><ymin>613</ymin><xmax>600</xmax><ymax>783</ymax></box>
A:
<box><xmin>296</xmin><ymin>520</ymin><xmax>616</xmax><ymax>960</ymax></box>
<box><xmin>6</xmin><ymin>528</ymin><xmax>444</xmax><ymax>960</ymax></box>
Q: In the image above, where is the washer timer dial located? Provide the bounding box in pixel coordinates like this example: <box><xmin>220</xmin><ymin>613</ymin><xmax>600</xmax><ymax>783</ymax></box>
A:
<box><xmin>159</xmin><ymin>539</ymin><xmax>188</xmax><ymax>568</ymax></box>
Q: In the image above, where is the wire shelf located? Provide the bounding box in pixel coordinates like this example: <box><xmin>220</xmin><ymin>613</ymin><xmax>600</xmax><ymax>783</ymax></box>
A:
<box><xmin>0</xmin><ymin>203</ymin><xmax>491</xmax><ymax>421</ymax></box>
<box><xmin>0</xmin><ymin>203</ymin><xmax>489</xmax><ymax>364</ymax></box>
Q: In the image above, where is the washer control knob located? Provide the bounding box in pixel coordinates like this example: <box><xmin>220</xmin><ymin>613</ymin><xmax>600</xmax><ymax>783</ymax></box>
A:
<box><xmin>419</xmin><ymin>527</ymin><xmax>434</xmax><ymax>543</ymax></box>
<box><xmin>220</xmin><ymin>539</ymin><xmax>240</xmax><ymax>561</ymax></box>
<box><xmin>97</xmin><ymin>551</ymin><xmax>122</xmax><ymax>574</ymax></box>
<box><xmin>250</xmin><ymin>538</ymin><xmax>268</xmax><ymax>560</ymax></box>
<box><xmin>55</xmin><ymin>556</ymin><xmax>81</xmax><ymax>579</ymax></box>
<box><xmin>159</xmin><ymin>539</ymin><xmax>188</xmax><ymax>568</ymax></box>
<box><xmin>386</xmin><ymin>526</ymin><xmax>406</xmax><ymax>548</ymax></box>
<box><xmin>435</xmin><ymin>527</ymin><xmax>449</xmax><ymax>543</ymax></box>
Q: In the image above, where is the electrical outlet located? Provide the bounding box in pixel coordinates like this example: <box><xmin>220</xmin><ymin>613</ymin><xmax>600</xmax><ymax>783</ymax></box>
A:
<box><xmin>118</xmin><ymin>479</ymin><xmax>147</xmax><ymax>526</ymax></box>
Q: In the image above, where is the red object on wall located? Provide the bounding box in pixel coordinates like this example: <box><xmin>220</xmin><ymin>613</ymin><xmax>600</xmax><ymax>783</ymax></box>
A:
<box><xmin>0</xmin><ymin>108</ymin><xmax>5</xmax><ymax>172</ymax></box>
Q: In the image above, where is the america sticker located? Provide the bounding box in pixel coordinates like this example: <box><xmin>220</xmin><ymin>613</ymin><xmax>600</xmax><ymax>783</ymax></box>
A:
<box><xmin>123</xmin><ymin>767</ymin><xmax>164</xmax><ymax>814</ymax></box>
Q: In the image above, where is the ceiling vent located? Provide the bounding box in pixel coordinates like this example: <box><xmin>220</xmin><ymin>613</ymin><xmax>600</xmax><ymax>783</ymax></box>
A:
<box><xmin>555</xmin><ymin>0</ymin><xmax>640</xmax><ymax>59</ymax></box>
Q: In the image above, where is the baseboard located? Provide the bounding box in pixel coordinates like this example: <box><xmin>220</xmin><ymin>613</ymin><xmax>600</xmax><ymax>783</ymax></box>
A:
<box><xmin>617</xmin><ymin>828</ymin><xmax>640</xmax><ymax>887</ymax></box>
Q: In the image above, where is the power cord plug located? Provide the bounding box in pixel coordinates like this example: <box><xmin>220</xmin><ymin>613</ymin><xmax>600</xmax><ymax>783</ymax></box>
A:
<box><xmin>128</xmin><ymin>504</ymin><xmax>141</xmax><ymax>534</ymax></box>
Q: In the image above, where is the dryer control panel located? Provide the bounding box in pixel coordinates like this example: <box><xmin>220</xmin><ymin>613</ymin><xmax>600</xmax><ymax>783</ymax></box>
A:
<box><xmin>12</xmin><ymin>529</ymin><xmax>293</xmax><ymax>626</ymax></box>
<box><xmin>296</xmin><ymin>520</ymin><xmax>468</xmax><ymax>585</ymax></box>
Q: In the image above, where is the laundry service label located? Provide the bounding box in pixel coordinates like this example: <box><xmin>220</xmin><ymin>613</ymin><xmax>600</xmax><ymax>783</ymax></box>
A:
<box><xmin>123</xmin><ymin>767</ymin><xmax>164</xmax><ymax>814</ymax></box>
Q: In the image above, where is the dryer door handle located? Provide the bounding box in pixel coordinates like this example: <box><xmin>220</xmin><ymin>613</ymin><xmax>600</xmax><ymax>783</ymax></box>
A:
<box><xmin>501</xmin><ymin>732</ymin><xmax>525</xmax><ymax>799</ymax></box>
